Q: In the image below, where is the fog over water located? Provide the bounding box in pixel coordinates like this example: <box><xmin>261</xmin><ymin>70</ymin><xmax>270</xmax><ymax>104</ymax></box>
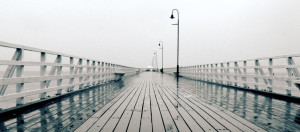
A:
<box><xmin>0</xmin><ymin>0</ymin><xmax>300</xmax><ymax>68</ymax></box>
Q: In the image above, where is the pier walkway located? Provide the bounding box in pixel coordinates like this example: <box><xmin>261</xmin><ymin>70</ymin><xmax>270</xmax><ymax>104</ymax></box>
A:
<box><xmin>75</xmin><ymin>72</ymin><xmax>265</xmax><ymax>132</ymax></box>
<box><xmin>1</xmin><ymin>72</ymin><xmax>300</xmax><ymax>131</ymax></box>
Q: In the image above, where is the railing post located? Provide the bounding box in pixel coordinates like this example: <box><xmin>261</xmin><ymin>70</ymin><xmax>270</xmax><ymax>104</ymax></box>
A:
<box><xmin>211</xmin><ymin>64</ymin><xmax>214</xmax><ymax>82</ymax></box>
<box><xmin>226</xmin><ymin>62</ymin><xmax>231</xmax><ymax>85</ymax></box>
<box><xmin>243</xmin><ymin>61</ymin><xmax>248</xmax><ymax>88</ymax></box>
<box><xmin>286</xmin><ymin>57</ymin><xmax>299</xmax><ymax>95</ymax></box>
<box><xmin>101</xmin><ymin>62</ymin><xmax>105</xmax><ymax>84</ymax></box>
<box><xmin>220</xmin><ymin>63</ymin><xmax>224</xmax><ymax>84</ymax></box>
<box><xmin>16</xmin><ymin>48</ymin><xmax>24</xmax><ymax>105</ymax></box>
<box><xmin>56</xmin><ymin>55</ymin><xmax>62</xmax><ymax>95</ymax></box>
<box><xmin>0</xmin><ymin>48</ymin><xmax>23</xmax><ymax>96</ymax></box>
<box><xmin>97</xmin><ymin>62</ymin><xmax>101</xmax><ymax>84</ymax></box>
<box><xmin>67</xmin><ymin>57</ymin><xmax>75</xmax><ymax>92</ymax></box>
<box><xmin>234</xmin><ymin>62</ymin><xmax>238</xmax><ymax>86</ymax></box>
<box><xmin>78</xmin><ymin>59</ymin><xmax>83</xmax><ymax>89</ymax></box>
<box><xmin>254</xmin><ymin>60</ymin><xmax>259</xmax><ymax>90</ymax></box>
<box><xmin>92</xmin><ymin>61</ymin><xmax>96</xmax><ymax>86</ymax></box>
<box><xmin>40</xmin><ymin>52</ymin><xmax>47</xmax><ymax>99</ymax></box>
<box><xmin>200</xmin><ymin>65</ymin><xmax>203</xmax><ymax>80</ymax></box>
<box><xmin>85</xmin><ymin>60</ymin><xmax>91</xmax><ymax>87</ymax></box>
<box><xmin>268</xmin><ymin>59</ymin><xmax>273</xmax><ymax>92</ymax></box>
<box><xmin>215</xmin><ymin>64</ymin><xmax>218</xmax><ymax>83</ymax></box>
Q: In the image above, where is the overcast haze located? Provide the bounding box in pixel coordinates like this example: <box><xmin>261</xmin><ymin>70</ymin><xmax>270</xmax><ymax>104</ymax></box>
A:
<box><xmin>0</xmin><ymin>0</ymin><xmax>300</xmax><ymax>68</ymax></box>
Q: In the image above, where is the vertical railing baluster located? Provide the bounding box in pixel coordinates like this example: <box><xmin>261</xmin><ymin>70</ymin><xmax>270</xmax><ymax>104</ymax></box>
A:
<box><xmin>0</xmin><ymin>48</ymin><xmax>23</xmax><ymax>96</ymax></box>
<box><xmin>56</xmin><ymin>55</ymin><xmax>62</xmax><ymax>95</ymax></box>
<box><xmin>226</xmin><ymin>62</ymin><xmax>230</xmax><ymax>85</ymax></box>
<box><xmin>92</xmin><ymin>61</ymin><xmax>96</xmax><ymax>86</ymax></box>
<box><xmin>67</xmin><ymin>57</ymin><xmax>75</xmax><ymax>92</ymax></box>
<box><xmin>254</xmin><ymin>60</ymin><xmax>259</xmax><ymax>90</ymax></box>
<box><xmin>268</xmin><ymin>59</ymin><xmax>273</xmax><ymax>92</ymax></box>
<box><xmin>16</xmin><ymin>48</ymin><xmax>24</xmax><ymax>105</ymax></box>
<box><xmin>40</xmin><ymin>52</ymin><xmax>47</xmax><ymax>99</ymax></box>
<box><xmin>78</xmin><ymin>59</ymin><xmax>83</xmax><ymax>89</ymax></box>
<box><xmin>234</xmin><ymin>62</ymin><xmax>238</xmax><ymax>86</ymax></box>
<box><xmin>220</xmin><ymin>63</ymin><xmax>224</xmax><ymax>84</ymax></box>
<box><xmin>243</xmin><ymin>61</ymin><xmax>248</xmax><ymax>88</ymax></box>
<box><xmin>97</xmin><ymin>62</ymin><xmax>101</xmax><ymax>85</ymax></box>
<box><xmin>215</xmin><ymin>64</ymin><xmax>218</xmax><ymax>83</ymax></box>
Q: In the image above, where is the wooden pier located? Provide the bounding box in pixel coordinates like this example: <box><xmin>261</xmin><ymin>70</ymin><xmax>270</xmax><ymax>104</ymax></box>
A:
<box><xmin>75</xmin><ymin>72</ymin><xmax>265</xmax><ymax>132</ymax></box>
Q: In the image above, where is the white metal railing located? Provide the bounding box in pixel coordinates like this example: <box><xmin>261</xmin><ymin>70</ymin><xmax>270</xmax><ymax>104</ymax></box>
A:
<box><xmin>0</xmin><ymin>41</ymin><xmax>139</xmax><ymax>109</ymax></box>
<box><xmin>165</xmin><ymin>55</ymin><xmax>300</xmax><ymax>97</ymax></box>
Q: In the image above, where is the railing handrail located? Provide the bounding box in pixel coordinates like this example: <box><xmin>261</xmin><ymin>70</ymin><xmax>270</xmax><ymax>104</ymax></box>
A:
<box><xmin>164</xmin><ymin>54</ymin><xmax>300</xmax><ymax>98</ymax></box>
<box><xmin>0</xmin><ymin>41</ymin><xmax>135</xmax><ymax>67</ymax></box>
<box><xmin>0</xmin><ymin>41</ymin><xmax>139</xmax><ymax>110</ymax></box>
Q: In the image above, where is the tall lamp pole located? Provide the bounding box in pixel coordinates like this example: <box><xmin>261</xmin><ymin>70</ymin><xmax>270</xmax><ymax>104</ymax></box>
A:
<box><xmin>170</xmin><ymin>9</ymin><xmax>179</xmax><ymax>77</ymax></box>
<box><xmin>158</xmin><ymin>41</ymin><xmax>164</xmax><ymax>73</ymax></box>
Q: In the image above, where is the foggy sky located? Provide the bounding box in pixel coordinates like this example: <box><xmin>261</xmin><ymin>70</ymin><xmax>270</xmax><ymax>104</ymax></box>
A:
<box><xmin>0</xmin><ymin>0</ymin><xmax>299</xmax><ymax>68</ymax></box>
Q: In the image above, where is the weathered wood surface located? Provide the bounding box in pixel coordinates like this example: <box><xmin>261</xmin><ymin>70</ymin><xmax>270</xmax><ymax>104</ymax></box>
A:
<box><xmin>75</xmin><ymin>72</ymin><xmax>266</xmax><ymax>132</ymax></box>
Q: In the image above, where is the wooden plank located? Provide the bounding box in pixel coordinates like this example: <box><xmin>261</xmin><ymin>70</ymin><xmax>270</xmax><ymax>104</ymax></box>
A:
<box><xmin>149</xmin><ymin>80</ymin><xmax>165</xmax><ymax>132</ymax></box>
<box><xmin>101</xmin><ymin>80</ymin><xmax>143</xmax><ymax>132</ymax></box>
<box><xmin>113</xmin><ymin>80</ymin><xmax>145</xmax><ymax>131</ymax></box>
<box><xmin>140</xmin><ymin>81</ymin><xmax>152</xmax><ymax>132</ymax></box>
<box><xmin>84</xmin><ymin>79</ymin><xmax>140</xmax><ymax>131</ymax></box>
<box><xmin>163</xmin><ymin>82</ymin><xmax>228</xmax><ymax>131</ymax></box>
<box><xmin>155</xmin><ymin>83</ymin><xmax>192</xmax><ymax>132</ymax></box>
<box><xmin>152</xmin><ymin>80</ymin><xmax>178</xmax><ymax>132</ymax></box>
<box><xmin>184</xmin><ymin>83</ymin><xmax>264</xmax><ymax>131</ymax></box>
<box><xmin>158</xmin><ymin>82</ymin><xmax>205</xmax><ymax>132</ymax></box>
<box><xmin>126</xmin><ymin>80</ymin><xmax>146</xmax><ymax>131</ymax></box>
<box><xmin>168</xmin><ymin>82</ymin><xmax>266</xmax><ymax>132</ymax></box>
<box><xmin>74</xmin><ymin>81</ymin><xmax>137</xmax><ymax>132</ymax></box>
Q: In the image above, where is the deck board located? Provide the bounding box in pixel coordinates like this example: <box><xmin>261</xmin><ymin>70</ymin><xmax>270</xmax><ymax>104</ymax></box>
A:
<box><xmin>149</xmin><ymin>80</ymin><xmax>165</xmax><ymax>132</ymax></box>
<box><xmin>75</xmin><ymin>72</ymin><xmax>266</xmax><ymax>132</ymax></box>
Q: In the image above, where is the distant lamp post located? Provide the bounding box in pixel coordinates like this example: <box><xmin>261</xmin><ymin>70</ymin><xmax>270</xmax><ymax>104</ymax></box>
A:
<box><xmin>170</xmin><ymin>9</ymin><xmax>180</xmax><ymax>77</ymax></box>
<box><xmin>158</xmin><ymin>41</ymin><xmax>164</xmax><ymax>73</ymax></box>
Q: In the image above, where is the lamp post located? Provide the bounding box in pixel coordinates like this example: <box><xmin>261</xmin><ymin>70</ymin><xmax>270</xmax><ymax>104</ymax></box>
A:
<box><xmin>170</xmin><ymin>9</ymin><xmax>179</xmax><ymax>77</ymax></box>
<box><xmin>158</xmin><ymin>41</ymin><xmax>164</xmax><ymax>73</ymax></box>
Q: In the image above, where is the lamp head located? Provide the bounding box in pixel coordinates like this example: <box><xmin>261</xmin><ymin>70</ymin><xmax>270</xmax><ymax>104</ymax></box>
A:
<box><xmin>170</xmin><ymin>14</ymin><xmax>175</xmax><ymax>19</ymax></box>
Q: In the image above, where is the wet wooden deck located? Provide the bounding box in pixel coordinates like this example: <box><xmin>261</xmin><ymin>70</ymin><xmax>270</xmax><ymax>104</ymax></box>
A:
<box><xmin>75</xmin><ymin>72</ymin><xmax>265</xmax><ymax>132</ymax></box>
<box><xmin>3</xmin><ymin>72</ymin><xmax>300</xmax><ymax>131</ymax></box>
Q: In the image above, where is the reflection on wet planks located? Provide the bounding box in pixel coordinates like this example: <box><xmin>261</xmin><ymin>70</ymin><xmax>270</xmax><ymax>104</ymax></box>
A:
<box><xmin>0</xmin><ymin>78</ymin><xmax>134</xmax><ymax>132</ymax></box>
<box><xmin>76</xmin><ymin>72</ymin><xmax>265</xmax><ymax>132</ymax></box>
<box><xmin>179</xmin><ymin>77</ymin><xmax>300</xmax><ymax>132</ymax></box>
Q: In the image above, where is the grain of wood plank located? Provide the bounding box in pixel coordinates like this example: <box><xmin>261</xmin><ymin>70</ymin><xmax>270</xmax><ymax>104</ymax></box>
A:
<box><xmin>113</xmin><ymin>80</ymin><xmax>145</xmax><ymax>132</ymax></box>
<box><xmin>140</xmin><ymin>81</ymin><xmax>152</xmax><ymax>132</ymax></box>
<box><xmin>86</xmin><ymin>82</ymin><xmax>140</xmax><ymax>132</ymax></box>
<box><xmin>149</xmin><ymin>80</ymin><xmax>165</xmax><ymax>132</ymax></box>
<box><xmin>155</xmin><ymin>84</ymin><xmax>192</xmax><ymax>132</ymax></box>
<box><xmin>158</xmin><ymin>83</ymin><xmax>206</xmax><ymax>132</ymax></box>
<box><xmin>75</xmin><ymin>81</ymin><xmax>138</xmax><ymax>132</ymax></box>
<box><xmin>177</xmin><ymin>84</ymin><xmax>266</xmax><ymax>132</ymax></box>
<box><xmin>126</xmin><ymin>81</ymin><xmax>146</xmax><ymax>132</ymax></box>
<box><xmin>162</xmin><ymin>82</ymin><xmax>228</xmax><ymax>131</ymax></box>
<box><xmin>152</xmin><ymin>81</ymin><xmax>178</xmax><ymax>132</ymax></box>
<box><xmin>101</xmin><ymin>81</ymin><xmax>144</xmax><ymax>132</ymax></box>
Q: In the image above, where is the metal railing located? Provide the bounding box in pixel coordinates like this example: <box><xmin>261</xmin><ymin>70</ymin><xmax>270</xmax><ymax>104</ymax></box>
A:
<box><xmin>165</xmin><ymin>54</ymin><xmax>300</xmax><ymax>97</ymax></box>
<box><xmin>0</xmin><ymin>41</ymin><xmax>139</xmax><ymax>109</ymax></box>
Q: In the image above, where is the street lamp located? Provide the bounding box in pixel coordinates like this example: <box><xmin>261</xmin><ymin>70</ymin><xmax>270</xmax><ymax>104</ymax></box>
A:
<box><xmin>158</xmin><ymin>41</ymin><xmax>164</xmax><ymax>73</ymax></box>
<box><xmin>170</xmin><ymin>9</ymin><xmax>180</xmax><ymax>77</ymax></box>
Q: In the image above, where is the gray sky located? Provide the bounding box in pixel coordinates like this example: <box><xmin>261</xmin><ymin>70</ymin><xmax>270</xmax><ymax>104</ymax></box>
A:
<box><xmin>0</xmin><ymin>0</ymin><xmax>299</xmax><ymax>68</ymax></box>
